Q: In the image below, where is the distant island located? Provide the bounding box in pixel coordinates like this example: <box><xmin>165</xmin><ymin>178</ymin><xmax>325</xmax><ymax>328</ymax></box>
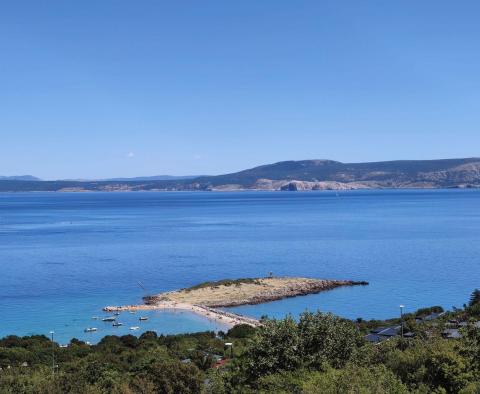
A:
<box><xmin>104</xmin><ymin>277</ymin><xmax>368</xmax><ymax>327</ymax></box>
<box><xmin>2</xmin><ymin>157</ymin><xmax>480</xmax><ymax>192</ymax></box>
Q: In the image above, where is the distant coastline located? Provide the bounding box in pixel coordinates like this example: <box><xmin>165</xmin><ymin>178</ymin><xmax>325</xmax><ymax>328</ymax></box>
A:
<box><xmin>2</xmin><ymin>157</ymin><xmax>480</xmax><ymax>192</ymax></box>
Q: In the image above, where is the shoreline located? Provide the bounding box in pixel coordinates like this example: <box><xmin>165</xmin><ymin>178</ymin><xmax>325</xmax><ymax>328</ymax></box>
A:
<box><xmin>143</xmin><ymin>277</ymin><xmax>368</xmax><ymax>308</ymax></box>
<box><xmin>104</xmin><ymin>277</ymin><xmax>368</xmax><ymax>328</ymax></box>
<box><xmin>2</xmin><ymin>186</ymin><xmax>478</xmax><ymax>194</ymax></box>
<box><xmin>104</xmin><ymin>301</ymin><xmax>262</xmax><ymax>328</ymax></box>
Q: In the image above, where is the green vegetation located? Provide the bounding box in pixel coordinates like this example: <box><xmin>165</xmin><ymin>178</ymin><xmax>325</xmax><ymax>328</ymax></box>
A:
<box><xmin>182</xmin><ymin>278</ymin><xmax>262</xmax><ymax>292</ymax></box>
<box><xmin>2</xmin><ymin>291</ymin><xmax>480</xmax><ymax>393</ymax></box>
<box><xmin>0</xmin><ymin>330</ymin><xmax>244</xmax><ymax>393</ymax></box>
<box><xmin>2</xmin><ymin>158</ymin><xmax>480</xmax><ymax>191</ymax></box>
<box><xmin>469</xmin><ymin>289</ymin><xmax>480</xmax><ymax>307</ymax></box>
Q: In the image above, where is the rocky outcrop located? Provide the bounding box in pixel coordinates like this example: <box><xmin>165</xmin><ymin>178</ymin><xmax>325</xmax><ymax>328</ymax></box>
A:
<box><xmin>417</xmin><ymin>162</ymin><xmax>480</xmax><ymax>184</ymax></box>
<box><xmin>202</xmin><ymin>279</ymin><xmax>368</xmax><ymax>308</ymax></box>
<box><xmin>279</xmin><ymin>180</ymin><xmax>372</xmax><ymax>191</ymax></box>
<box><xmin>106</xmin><ymin>277</ymin><xmax>368</xmax><ymax>328</ymax></box>
<box><xmin>143</xmin><ymin>277</ymin><xmax>369</xmax><ymax>308</ymax></box>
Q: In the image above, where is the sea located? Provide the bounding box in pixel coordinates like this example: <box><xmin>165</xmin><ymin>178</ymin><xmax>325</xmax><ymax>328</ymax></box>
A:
<box><xmin>0</xmin><ymin>190</ymin><xmax>479</xmax><ymax>344</ymax></box>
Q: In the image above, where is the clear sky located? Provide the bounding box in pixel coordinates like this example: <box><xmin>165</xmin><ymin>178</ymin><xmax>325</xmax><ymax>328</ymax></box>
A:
<box><xmin>1</xmin><ymin>1</ymin><xmax>479</xmax><ymax>179</ymax></box>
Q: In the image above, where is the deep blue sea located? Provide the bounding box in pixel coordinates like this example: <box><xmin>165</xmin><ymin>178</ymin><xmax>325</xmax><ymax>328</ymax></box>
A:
<box><xmin>1</xmin><ymin>190</ymin><xmax>479</xmax><ymax>343</ymax></box>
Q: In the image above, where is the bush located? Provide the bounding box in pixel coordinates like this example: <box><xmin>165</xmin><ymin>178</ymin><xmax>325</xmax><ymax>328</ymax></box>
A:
<box><xmin>302</xmin><ymin>365</ymin><xmax>409</xmax><ymax>394</ymax></box>
<box><xmin>244</xmin><ymin>312</ymin><xmax>363</xmax><ymax>379</ymax></box>
<box><xmin>298</xmin><ymin>311</ymin><xmax>363</xmax><ymax>369</ymax></box>
<box><xmin>227</xmin><ymin>324</ymin><xmax>256</xmax><ymax>339</ymax></box>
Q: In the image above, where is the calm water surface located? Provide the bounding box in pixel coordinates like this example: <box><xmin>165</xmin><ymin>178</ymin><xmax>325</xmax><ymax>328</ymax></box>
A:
<box><xmin>0</xmin><ymin>190</ymin><xmax>479</xmax><ymax>343</ymax></box>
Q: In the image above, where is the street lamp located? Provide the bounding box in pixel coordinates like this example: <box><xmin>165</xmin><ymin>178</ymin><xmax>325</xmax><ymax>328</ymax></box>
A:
<box><xmin>399</xmin><ymin>305</ymin><xmax>405</xmax><ymax>338</ymax></box>
<box><xmin>225</xmin><ymin>342</ymin><xmax>233</xmax><ymax>358</ymax></box>
<box><xmin>49</xmin><ymin>331</ymin><xmax>55</xmax><ymax>377</ymax></box>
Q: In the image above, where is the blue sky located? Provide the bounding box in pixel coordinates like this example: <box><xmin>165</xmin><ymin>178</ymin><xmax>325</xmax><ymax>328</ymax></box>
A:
<box><xmin>1</xmin><ymin>1</ymin><xmax>479</xmax><ymax>179</ymax></box>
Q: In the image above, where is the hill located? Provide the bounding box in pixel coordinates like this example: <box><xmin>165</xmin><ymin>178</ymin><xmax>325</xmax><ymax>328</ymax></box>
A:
<box><xmin>102</xmin><ymin>175</ymin><xmax>200</xmax><ymax>181</ymax></box>
<box><xmin>1</xmin><ymin>158</ymin><xmax>480</xmax><ymax>191</ymax></box>
<box><xmin>0</xmin><ymin>175</ymin><xmax>41</xmax><ymax>181</ymax></box>
<box><xmin>196</xmin><ymin>157</ymin><xmax>480</xmax><ymax>190</ymax></box>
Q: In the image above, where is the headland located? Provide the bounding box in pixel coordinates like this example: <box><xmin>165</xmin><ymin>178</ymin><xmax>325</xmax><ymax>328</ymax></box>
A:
<box><xmin>104</xmin><ymin>277</ymin><xmax>368</xmax><ymax>327</ymax></box>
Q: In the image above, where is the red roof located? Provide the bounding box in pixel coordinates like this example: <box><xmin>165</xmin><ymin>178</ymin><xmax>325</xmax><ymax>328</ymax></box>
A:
<box><xmin>213</xmin><ymin>359</ymin><xmax>229</xmax><ymax>368</ymax></box>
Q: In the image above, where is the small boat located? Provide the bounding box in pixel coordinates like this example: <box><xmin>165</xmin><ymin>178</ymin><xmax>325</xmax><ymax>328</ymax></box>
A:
<box><xmin>129</xmin><ymin>326</ymin><xmax>140</xmax><ymax>331</ymax></box>
<box><xmin>102</xmin><ymin>317</ymin><xmax>116</xmax><ymax>322</ymax></box>
<box><xmin>129</xmin><ymin>311</ymin><xmax>136</xmax><ymax>314</ymax></box>
<box><xmin>112</xmin><ymin>322</ymin><xmax>123</xmax><ymax>327</ymax></box>
<box><xmin>91</xmin><ymin>316</ymin><xmax>99</xmax><ymax>320</ymax></box>
<box><xmin>113</xmin><ymin>312</ymin><xmax>120</xmax><ymax>316</ymax></box>
<box><xmin>84</xmin><ymin>327</ymin><xmax>97</xmax><ymax>333</ymax></box>
<box><xmin>139</xmin><ymin>317</ymin><xmax>148</xmax><ymax>321</ymax></box>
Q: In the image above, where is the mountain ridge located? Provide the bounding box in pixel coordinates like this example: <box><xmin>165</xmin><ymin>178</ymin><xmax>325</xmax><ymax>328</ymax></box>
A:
<box><xmin>0</xmin><ymin>175</ymin><xmax>41</xmax><ymax>181</ymax></box>
<box><xmin>1</xmin><ymin>158</ymin><xmax>480</xmax><ymax>192</ymax></box>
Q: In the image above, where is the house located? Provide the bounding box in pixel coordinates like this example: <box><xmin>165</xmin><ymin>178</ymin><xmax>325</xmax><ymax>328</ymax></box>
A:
<box><xmin>365</xmin><ymin>325</ymin><xmax>413</xmax><ymax>343</ymax></box>
<box><xmin>442</xmin><ymin>329</ymin><xmax>462</xmax><ymax>339</ymax></box>
<box><xmin>415</xmin><ymin>312</ymin><xmax>445</xmax><ymax>324</ymax></box>
<box><xmin>441</xmin><ymin>320</ymin><xmax>480</xmax><ymax>339</ymax></box>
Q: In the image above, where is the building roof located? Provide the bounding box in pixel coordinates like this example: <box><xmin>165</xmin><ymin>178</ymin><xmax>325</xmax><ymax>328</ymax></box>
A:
<box><xmin>365</xmin><ymin>324</ymin><xmax>416</xmax><ymax>343</ymax></box>
<box><xmin>365</xmin><ymin>333</ymin><xmax>389</xmax><ymax>343</ymax></box>
<box><xmin>423</xmin><ymin>312</ymin><xmax>445</xmax><ymax>321</ymax></box>
<box><xmin>442</xmin><ymin>329</ymin><xmax>462</xmax><ymax>339</ymax></box>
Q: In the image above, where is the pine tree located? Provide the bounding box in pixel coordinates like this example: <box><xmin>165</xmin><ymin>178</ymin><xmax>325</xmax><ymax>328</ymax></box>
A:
<box><xmin>469</xmin><ymin>289</ymin><xmax>480</xmax><ymax>307</ymax></box>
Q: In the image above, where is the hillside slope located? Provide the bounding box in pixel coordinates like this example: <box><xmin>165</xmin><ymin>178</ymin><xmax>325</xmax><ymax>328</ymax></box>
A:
<box><xmin>194</xmin><ymin>158</ymin><xmax>480</xmax><ymax>190</ymax></box>
<box><xmin>1</xmin><ymin>158</ymin><xmax>480</xmax><ymax>191</ymax></box>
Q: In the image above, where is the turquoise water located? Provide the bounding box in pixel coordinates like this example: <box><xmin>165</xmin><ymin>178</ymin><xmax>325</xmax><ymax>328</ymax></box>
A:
<box><xmin>0</xmin><ymin>190</ymin><xmax>479</xmax><ymax>343</ymax></box>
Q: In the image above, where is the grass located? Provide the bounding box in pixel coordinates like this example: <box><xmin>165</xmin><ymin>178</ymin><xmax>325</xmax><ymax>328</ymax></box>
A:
<box><xmin>183</xmin><ymin>278</ymin><xmax>262</xmax><ymax>292</ymax></box>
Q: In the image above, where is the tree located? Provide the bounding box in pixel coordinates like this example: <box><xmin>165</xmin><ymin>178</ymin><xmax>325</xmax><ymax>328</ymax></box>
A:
<box><xmin>298</xmin><ymin>311</ymin><xmax>363</xmax><ymax>369</ymax></box>
<box><xmin>142</xmin><ymin>361</ymin><xmax>203</xmax><ymax>393</ymax></box>
<box><xmin>469</xmin><ymin>289</ymin><xmax>480</xmax><ymax>307</ymax></box>
<box><xmin>243</xmin><ymin>312</ymin><xmax>364</xmax><ymax>380</ymax></box>
<box><xmin>302</xmin><ymin>365</ymin><xmax>409</xmax><ymax>394</ymax></box>
<box><xmin>227</xmin><ymin>324</ymin><xmax>256</xmax><ymax>339</ymax></box>
<box><xmin>244</xmin><ymin>316</ymin><xmax>302</xmax><ymax>379</ymax></box>
<box><xmin>461</xmin><ymin>322</ymin><xmax>480</xmax><ymax>372</ymax></box>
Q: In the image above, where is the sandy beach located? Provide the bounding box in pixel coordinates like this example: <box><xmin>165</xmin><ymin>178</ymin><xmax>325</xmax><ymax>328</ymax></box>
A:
<box><xmin>104</xmin><ymin>277</ymin><xmax>367</xmax><ymax>328</ymax></box>
<box><xmin>104</xmin><ymin>301</ymin><xmax>261</xmax><ymax>328</ymax></box>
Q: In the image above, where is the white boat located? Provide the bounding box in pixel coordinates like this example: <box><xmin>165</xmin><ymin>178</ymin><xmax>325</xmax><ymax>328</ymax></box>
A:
<box><xmin>112</xmin><ymin>322</ymin><xmax>123</xmax><ymax>327</ymax></box>
<box><xmin>129</xmin><ymin>326</ymin><xmax>140</xmax><ymax>331</ymax></box>
<box><xmin>139</xmin><ymin>317</ymin><xmax>148</xmax><ymax>321</ymax></box>
<box><xmin>113</xmin><ymin>312</ymin><xmax>120</xmax><ymax>316</ymax></box>
<box><xmin>102</xmin><ymin>316</ymin><xmax>116</xmax><ymax>322</ymax></box>
<box><xmin>84</xmin><ymin>327</ymin><xmax>97</xmax><ymax>333</ymax></box>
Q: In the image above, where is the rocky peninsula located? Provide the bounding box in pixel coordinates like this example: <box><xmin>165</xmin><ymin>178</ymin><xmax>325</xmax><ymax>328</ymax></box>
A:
<box><xmin>143</xmin><ymin>277</ymin><xmax>368</xmax><ymax>307</ymax></box>
<box><xmin>104</xmin><ymin>277</ymin><xmax>368</xmax><ymax>327</ymax></box>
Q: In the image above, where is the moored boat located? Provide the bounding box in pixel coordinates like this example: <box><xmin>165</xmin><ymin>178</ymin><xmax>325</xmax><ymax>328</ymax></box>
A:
<box><xmin>84</xmin><ymin>327</ymin><xmax>97</xmax><ymax>333</ymax></box>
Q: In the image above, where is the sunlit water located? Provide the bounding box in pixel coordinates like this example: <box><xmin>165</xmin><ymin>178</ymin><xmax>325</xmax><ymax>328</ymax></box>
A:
<box><xmin>0</xmin><ymin>190</ymin><xmax>479</xmax><ymax>343</ymax></box>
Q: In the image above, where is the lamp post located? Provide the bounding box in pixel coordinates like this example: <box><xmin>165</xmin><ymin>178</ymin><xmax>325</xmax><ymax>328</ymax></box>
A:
<box><xmin>399</xmin><ymin>305</ymin><xmax>404</xmax><ymax>339</ymax></box>
<box><xmin>49</xmin><ymin>331</ymin><xmax>55</xmax><ymax>377</ymax></box>
<box><xmin>225</xmin><ymin>342</ymin><xmax>233</xmax><ymax>358</ymax></box>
